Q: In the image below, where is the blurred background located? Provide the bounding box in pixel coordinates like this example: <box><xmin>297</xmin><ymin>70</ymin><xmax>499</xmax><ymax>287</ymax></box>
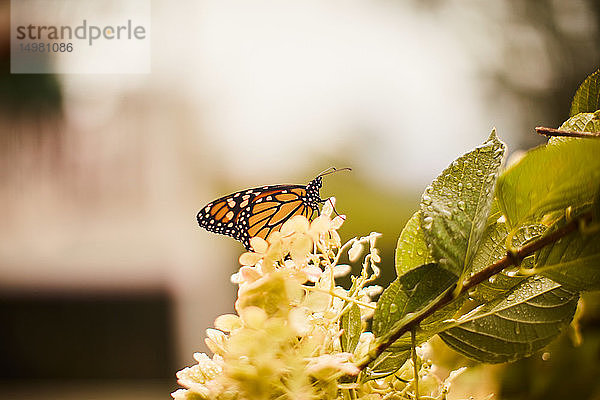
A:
<box><xmin>1</xmin><ymin>0</ymin><xmax>600</xmax><ymax>399</ymax></box>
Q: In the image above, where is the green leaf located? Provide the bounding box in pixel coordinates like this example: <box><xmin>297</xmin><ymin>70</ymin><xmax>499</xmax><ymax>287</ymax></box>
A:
<box><xmin>570</xmin><ymin>69</ymin><xmax>600</xmax><ymax>116</ymax></box>
<box><xmin>364</xmin><ymin>350</ymin><xmax>410</xmax><ymax>381</ymax></box>
<box><xmin>420</xmin><ymin>130</ymin><xmax>505</xmax><ymax>276</ymax></box>
<box><xmin>549</xmin><ymin>111</ymin><xmax>600</xmax><ymax>145</ymax></box>
<box><xmin>560</xmin><ymin>110</ymin><xmax>600</xmax><ymax>133</ymax></box>
<box><xmin>497</xmin><ymin>139</ymin><xmax>600</xmax><ymax>228</ymax></box>
<box><xmin>368</xmin><ymin>264</ymin><xmax>459</xmax><ymax>377</ymax></box>
<box><xmin>485</xmin><ymin>197</ymin><xmax>502</xmax><ymax>228</ymax></box>
<box><xmin>373</xmin><ymin>264</ymin><xmax>457</xmax><ymax>338</ymax></box>
<box><xmin>536</xmin><ymin>214</ymin><xmax>600</xmax><ymax>291</ymax></box>
<box><xmin>395</xmin><ymin>211</ymin><xmax>435</xmax><ymax>276</ymax></box>
<box><xmin>439</xmin><ymin>277</ymin><xmax>578</xmax><ymax>363</ymax></box>
<box><xmin>470</xmin><ymin>222</ymin><xmax>546</xmax><ymax>302</ymax></box>
<box><xmin>340</xmin><ymin>304</ymin><xmax>361</xmax><ymax>353</ymax></box>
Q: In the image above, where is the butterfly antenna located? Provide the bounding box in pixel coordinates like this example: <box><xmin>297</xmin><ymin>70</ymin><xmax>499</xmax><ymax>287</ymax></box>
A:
<box><xmin>316</xmin><ymin>166</ymin><xmax>352</xmax><ymax>178</ymax></box>
<box><xmin>316</xmin><ymin>167</ymin><xmax>351</xmax><ymax>217</ymax></box>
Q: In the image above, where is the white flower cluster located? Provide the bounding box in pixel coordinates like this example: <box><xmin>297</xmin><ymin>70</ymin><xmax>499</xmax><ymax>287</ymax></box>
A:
<box><xmin>173</xmin><ymin>198</ymin><xmax>463</xmax><ymax>399</ymax></box>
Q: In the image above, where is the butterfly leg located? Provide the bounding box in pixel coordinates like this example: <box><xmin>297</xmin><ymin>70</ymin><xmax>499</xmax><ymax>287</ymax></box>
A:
<box><xmin>319</xmin><ymin>197</ymin><xmax>343</xmax><ymax>217</ymax></box>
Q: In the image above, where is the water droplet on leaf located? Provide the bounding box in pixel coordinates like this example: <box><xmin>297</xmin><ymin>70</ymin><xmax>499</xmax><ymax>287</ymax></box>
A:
<box><xmin>423</xmin><ymin>216</ymin><xmax>433</xmax><ymax>230</ymax></box>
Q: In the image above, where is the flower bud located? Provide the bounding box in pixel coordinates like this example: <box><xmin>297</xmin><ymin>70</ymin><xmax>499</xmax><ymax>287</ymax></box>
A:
<box><xmin>249</xmin><ymin>237</ymin><xmax>268</xmax><ymax>253</ymax></box>
<box><xmin>205</xmin><ymin>329</ymin><xmax>227</xmax><ymax>355</ymax></box>
<box><xmin>214</xmin><ymin>314</ymin><xmax>242</xmax><ymax>332</ymax></box>
<box><xmin>239</xmin><ymin>306</ymin><xmax>268</xmax><ymax>329</ymax></box>
<box><xmin>348</xmin><ymin>242</ymin><xmax>364</xmax><ymax>262</ymax></box>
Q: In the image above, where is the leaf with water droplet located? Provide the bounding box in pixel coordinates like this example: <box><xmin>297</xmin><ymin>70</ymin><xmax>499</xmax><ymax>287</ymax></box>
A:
<box><xmin>369</xmin><ymin>263</ymin><xmax>460</xmax><ymax>377</ymax></box>
<box><xmin>485</xmin><ymin>197</ymin><xmax>502</xmax><ymax>228</ymax></box>
<box><xmin>549</xmin><ymin>111</ymin><xmax>600</xmax><ymax>146</ymax></box>
<box><xmin>363</xmin><ymin>351</ymin><xmax>410</xmax><ymax>381</ymax></box>
<box><xmin>395</xmin><ymin>211</ymin><xmax>435</xmax><ymax>276</ymax></box>
<box><xmin>423</xmin><ymin>216</ymin><xmax>434</xmax><ymax>230</ymax></box>
<box><xmin>497</xmin><ymin>136</ymin><xmax>600</xmax><ymax>228</ymax></box>
<box><xmin>535</xmin><ymin>207</ymin><xmax>600</xmax><ymax>291</ymax></box>
<box><xmin>439</xmin><ymin>277</ymin><xmax>578</xmax><ymax>363</ymax></box>
<box><xmin>374</xmin><ymin>263</ymin><xmax>458</xmax><ymax>338</ymax></box>
<box><xmin>420</xmin><ymin>129</ymin><xmax>506</xmax><ymax>277</ymax></box>
<box><xmin>470</xmin><ymin>222</ymin><xmax>545</xmax><ymax>302</ymax></box>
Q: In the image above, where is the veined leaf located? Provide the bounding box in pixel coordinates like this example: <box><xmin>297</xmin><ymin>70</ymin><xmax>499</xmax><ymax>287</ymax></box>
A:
<box><xmin>485</xmin><ymin>197</ymin><xmax>502</xmax><ymax>228</ymax></box>
<box><xmin>369</xmin><ymin>264</ymin><xmax>459</xmax><ymax>377</ymax></box>
<box><xmin>373</xmin><ymin>264</ymin><xmax>457</xmax><ymax>338</ymax></box>
<box><xmin>363</xmin><ymin>350</ymin><xmax>410</xmax><ymax>381</ymax></box>
<box><xmin>536</xmin><ymin>214</ymin><xmax>600</xmax><ymax>291</ymax></box>
<box><xmin>549</xmin><ymin>111</ymin><xmax>600</xmax><ymax>145</ymax></box>
<box><xmin>470</xmin><ymin>222</ymin><xmax>546</xmax><ymax>302</ymax></box>
<box><xmin>395</xmin><ymin>211</ymin><xmax>435</xmax><ymax>276</ymax></box>
<box><xmin>570</xmin><ymin>69</ymin><xmax>600</xmax><ymax>116</ymax></box>
<box><xmin>439</xmin><ymin>277</ymin><xmax>578</xmax><ymax>363</ymax></box>
<box><xmin>497</xmin><ymin>139</ymin><xmax>600</xmax><ymax>228</ymax></box>
<box><xmin>420</xmin><ymin>130</ymin><xmax>505</xmax><ymax>276</ymax></box>
<box><xmin>340</xmin><ymin>304</ymin><xmax>361</xmax><ymax>353</ymax></box>
<box><xmin>560</xmin><ymin>110</ymin><xmax>600</xmax><ymax>133</ymax></box>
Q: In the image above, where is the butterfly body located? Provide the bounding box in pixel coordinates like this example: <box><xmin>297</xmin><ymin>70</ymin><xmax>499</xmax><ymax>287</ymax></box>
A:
<box><xmin>197</xmin><ymin>176</ymin><xmax>324</xmax><ymax>250</ymax></box>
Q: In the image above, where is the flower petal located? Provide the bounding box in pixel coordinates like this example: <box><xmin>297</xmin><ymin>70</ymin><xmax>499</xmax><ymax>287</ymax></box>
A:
<box><xmin>281</xmin><ymin>215</ymin><xmax>310</xmax><ymax>235</ymax></box>
<box><xmin>309</xmin><ymin>215</ymin><xmax>331</xmax><ymax>237</ymax></box>
<box><xmin>290</xmin><ymin>234</ymin><xmax>313</xmax><ymax>265</ymax></box>
<box><xmin>288</xmin><ymin>307</ymin><xmax>311</xmax><ymax>335</ymax></box>
<box><xmin>214</xmin><ymin>314</ymin><xmax>242</xmax><ymax>332</ymax></box>
<box><xmin>239</xmin><ymin>306</ymin><xmax>267</xmax><ymax>329</ymax></box>
<box><xmin>332</xmin><ymin>264</ymin><xmax>352</xmax><ymax>277</ymax></box>
<box><xmin>302</xmin><ymin>265</ymin><xmax>323</xmax><ymax>282</ymax></box>
<box><xmin>239</xmin><ymin>266</ymin><xmax>262</xmax><ymax>283</ymax></box>
<box><xmin>321</xmin><ymin>197</ymin><xmax>336</xmax><ymax>217</ymax></box>
<box><xmin>331</xmin><ymin>215</ymin><xmax>346</xmax><ymax>230</ymax></box>
<box><xmin>250</xmin><ymin>237</ymin><xmax>268</xmax><ymax>253</ymax></box>
<box><xmin>348</xmin><ymin>242</ymin><xmax>364</xmax><ymax>262</ymax></box>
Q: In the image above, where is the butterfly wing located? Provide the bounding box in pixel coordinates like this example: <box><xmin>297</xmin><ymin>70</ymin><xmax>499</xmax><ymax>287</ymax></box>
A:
<box><xmin>197</xmin><ymin>185</ymin><xmax>318</xmax><ymax>250</ymax></box>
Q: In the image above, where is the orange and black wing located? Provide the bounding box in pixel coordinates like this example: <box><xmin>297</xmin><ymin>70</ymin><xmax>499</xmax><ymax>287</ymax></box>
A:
<box><xmin>197</xmin><ymin>185</ymin><xmax>317</xmax><ymax>250</ymax></box>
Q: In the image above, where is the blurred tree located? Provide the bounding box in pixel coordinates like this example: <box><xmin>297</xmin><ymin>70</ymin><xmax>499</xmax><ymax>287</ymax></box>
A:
<box><xmin>412</xmin><ymin>0</ymin><xmax>600</xmax><ymax>149</ymax></box>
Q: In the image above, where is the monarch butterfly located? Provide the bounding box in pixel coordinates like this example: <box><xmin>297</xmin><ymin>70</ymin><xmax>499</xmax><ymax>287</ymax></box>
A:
<box><xmin>196</xmin><ymin>167</ymin><xmax>351</xmax><ymax>250</ymax></box>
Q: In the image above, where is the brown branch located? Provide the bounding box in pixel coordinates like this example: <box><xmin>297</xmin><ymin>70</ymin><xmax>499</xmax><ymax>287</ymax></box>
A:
<box><xmin>355</xmin><ymin>210</ymin><xmax>594</xmax><ymax>371</ymax></box>
<box><xmin>535</xmin><ymin>126</ymin><xmax>600</xmax><ymax>139</ymax></box>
